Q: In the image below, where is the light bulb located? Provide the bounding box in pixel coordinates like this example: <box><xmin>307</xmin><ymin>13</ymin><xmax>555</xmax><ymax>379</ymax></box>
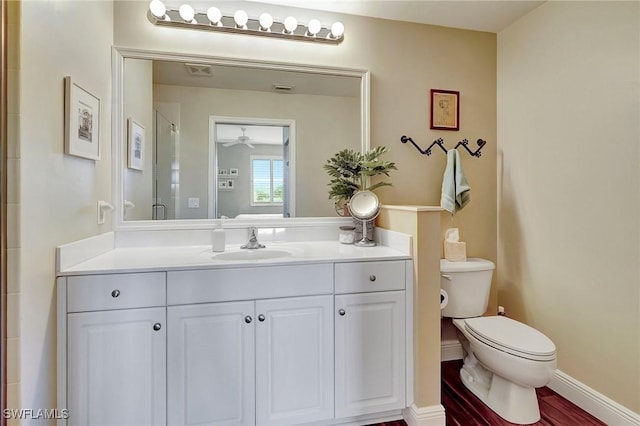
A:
<box><xmin>178</xmin><ymin>4</ymin><xmax>195</xmax><ymax>23</ymax></box>
<box><xmin>330</xmin><ymin>21</ymin><xmax>344</xmax><ymax>38</ymax></box>
<box><xmin>258</xmin><ymin>13</ymin><xmax>273</xmax><ymax>31</ymax></box>
<box><xmin>307</xmin><ymin>19</ymin><xmax>321</xmax><ymax>36</ymax></box>
<box><xmin>234</xmin><ymin>10</ymin><xmax>248</xmax><ymax>28</ymax></box>
<box><xmin>283</xmin><ymin>16</ymin><xmax>298</xmax><ymax>33</ymax></box>
<box><xmin>206</xmin><ymin>7</ymin><xmax>222</xmax><ymax>25</ymax></box>
<box><xmin>149</xmin><ymin>0</ymin><xmax>166</xmax><ymax>18</ymax></box>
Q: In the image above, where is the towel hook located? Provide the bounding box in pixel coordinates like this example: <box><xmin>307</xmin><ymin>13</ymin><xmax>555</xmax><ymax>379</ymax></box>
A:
<box><xmin>400</xmin><ymin>135</ymin><xmax>487</xmax><ymax>158</ymax></box>
<box><xmin>455</xmin><ymin>138</ymin><xmax>487</xmax><ymax>158</ymax></box>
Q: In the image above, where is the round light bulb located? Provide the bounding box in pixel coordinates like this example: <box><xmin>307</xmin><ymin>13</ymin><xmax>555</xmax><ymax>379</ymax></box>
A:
<box><xmin>283</xmin><ymin>16</ymin><xmax>298</xmax><ymax>33</ymax></box>
<box><xmin>258</xmin><ymin>12</ymin><xmax>273</xmax><ymax>30</ymax></box>
<box><xmin>307</xmin><ymin>19</ymin><xmax>321</xmax><ymax>36</ymax></box>
<box><xmin>178</xmin><ymin>4</ymin><xmax>195</xmax><ymax>22</ymax></box>
<box><xmin>234</xmin><ymin>10</ymin><xmax>249</xmax><ymax>28</ymax></box>
<box><xmin>149</xmin><ymin>0</ymin><xmax>166</xmax><ymax>18</ymax></box>
<box><xmin>206</xmin><ymin>7</ymin><xmax>222</xmax><ymax>24</ymax></box>
<box><xmin>330</xmin><ymin>21</ymin><xmax>344</xmax><ymax>38</ymax></box>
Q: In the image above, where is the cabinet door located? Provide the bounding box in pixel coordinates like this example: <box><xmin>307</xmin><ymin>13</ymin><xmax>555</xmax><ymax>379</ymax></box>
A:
<box><xmin>335</xmin><ymin>291</ymin><xmax>406</xmax><ymax>418</ymax></box>
<box><xmin>67</xmin><ymin>307</ymin><xmax>166</xmax><ymax>426</ymax></box>
<box><xmin>167</xmin><ymin>301</ymin><xmax>255</xmax><ymax>426</ymax></box>
<box><xmin>255</xmin><ymin>295</ymin><xmax>334</xmax><ymax>426</ymax></box>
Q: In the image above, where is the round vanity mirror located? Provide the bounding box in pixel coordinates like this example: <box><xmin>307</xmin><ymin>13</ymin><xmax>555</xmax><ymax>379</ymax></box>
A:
<box><xmin>348</xmin><ymin>191</ymin><xmax>380</xmax><ymax>247</ymax></box>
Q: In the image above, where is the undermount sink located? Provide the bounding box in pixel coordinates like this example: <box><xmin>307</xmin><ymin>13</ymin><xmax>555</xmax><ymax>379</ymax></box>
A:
<box><xmin>214</xmin><ymin>249</ymin><xmax>293</xmax><ymax>261</ymax></box>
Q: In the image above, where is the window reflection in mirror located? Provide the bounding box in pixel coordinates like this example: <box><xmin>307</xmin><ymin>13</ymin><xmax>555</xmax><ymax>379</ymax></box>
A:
<box><xmin>120</xmin><ymin>54</ymin><xmax>366</xmax><ymax>222</ymax></box>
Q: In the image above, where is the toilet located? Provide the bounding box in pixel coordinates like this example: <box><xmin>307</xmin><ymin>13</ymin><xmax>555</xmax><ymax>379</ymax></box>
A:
<box><xmin>441</xmin><ymin>258</ymin><xmax>557</xmax><ymax>425</ymax></box>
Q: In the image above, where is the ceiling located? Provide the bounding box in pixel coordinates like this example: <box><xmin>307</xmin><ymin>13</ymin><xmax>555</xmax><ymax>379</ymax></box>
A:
<box><xmin>153</xmin><ymin>60</ymin><xmax>361</xmax><ymax>96</ymax></box>
<box><xmin>248</xmin><ymin>0</ymin><xmax>545</xmax><ymax>33</ymax></box>
<box><xmin>216</xmin><ymin>124</ymin><xmax>285</xmax><ymax>145</ymax></box>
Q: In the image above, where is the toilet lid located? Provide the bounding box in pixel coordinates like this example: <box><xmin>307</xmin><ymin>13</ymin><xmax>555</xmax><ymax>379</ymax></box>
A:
<box><xmin>440</xmin><ymin>258</ymin><xmax>495</xmax><ymax>273</ymax></box>
<box><xmin>464</xmin><ymin>316</ymin><xmax>556</xmax><ymax>361</ymax></box>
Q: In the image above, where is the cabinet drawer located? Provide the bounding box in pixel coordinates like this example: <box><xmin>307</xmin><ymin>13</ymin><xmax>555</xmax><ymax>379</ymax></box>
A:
<box><xmin>168</xmin><ymin>264</ymin><xmax>333</xmax><ymax>305</ymax></box>
<box><xmin>335</xmin><ymin>260</ymin><xmax>406</xmax><ymax>294</ymax></box>
<box><xmin>66</xmin><ymin>272</ymin><xmax>166</xmax><ymax>312</ymax></box>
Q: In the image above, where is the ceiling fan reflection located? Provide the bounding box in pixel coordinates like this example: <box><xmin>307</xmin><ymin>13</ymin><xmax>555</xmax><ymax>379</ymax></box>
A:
<box><xmin>220</xmin><ymin>127</ymin><xmax>255</xmax><ymax>149</ymax></box>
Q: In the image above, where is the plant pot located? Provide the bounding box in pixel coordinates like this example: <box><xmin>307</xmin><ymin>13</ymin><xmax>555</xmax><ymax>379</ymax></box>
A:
<box><xmin>334</xmin><ymin>201</ymin><xmax>351</xmax><ymax>217</ymax></box>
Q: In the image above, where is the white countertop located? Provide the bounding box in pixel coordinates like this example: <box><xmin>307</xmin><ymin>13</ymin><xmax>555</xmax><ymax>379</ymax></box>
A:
<box><xmin>58</xmin><ymin>240</ymin><xmax>411</xmax><ymax>276</ymax></box>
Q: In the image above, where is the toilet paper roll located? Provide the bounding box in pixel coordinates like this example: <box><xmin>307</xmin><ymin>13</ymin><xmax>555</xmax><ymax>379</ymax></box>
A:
<box><xmin>440</xmin><ymin>289</ymin><xmax>449</xmax><ymax>310</ymax></box>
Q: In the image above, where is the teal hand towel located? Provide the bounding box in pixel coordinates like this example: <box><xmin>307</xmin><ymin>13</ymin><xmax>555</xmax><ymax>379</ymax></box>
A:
<box><xmin>440</xmin><ymin>149</ymin><xmax>471</xmax><ymax>214</ymax></box>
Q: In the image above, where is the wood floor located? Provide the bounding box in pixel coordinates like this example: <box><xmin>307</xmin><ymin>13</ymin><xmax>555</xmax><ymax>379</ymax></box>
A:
<box><xmin>369</xmin><ymin>360</ymin><xmax>605</xmax><ymax>426</ymax></box>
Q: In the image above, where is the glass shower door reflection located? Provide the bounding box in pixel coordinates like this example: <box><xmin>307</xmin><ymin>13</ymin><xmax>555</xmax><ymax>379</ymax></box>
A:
<box><xmin>153</xmin><ymin>110</ymin><xmax>178</xmax><ymax>220</ymax></box>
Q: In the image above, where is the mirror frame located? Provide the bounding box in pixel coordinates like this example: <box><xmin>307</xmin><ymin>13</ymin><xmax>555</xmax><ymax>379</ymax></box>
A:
<box><xmin>112</xmin><ymin>46</ymin><xmax>370</xmax><ymax>230</ymax></box>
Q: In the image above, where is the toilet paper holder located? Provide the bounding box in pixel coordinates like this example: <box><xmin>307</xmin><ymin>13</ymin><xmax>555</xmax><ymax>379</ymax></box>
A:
<box><xmin>440</xmin><ymin>289</ymin><xmax>449</xmax><ymax>310</ymax></box>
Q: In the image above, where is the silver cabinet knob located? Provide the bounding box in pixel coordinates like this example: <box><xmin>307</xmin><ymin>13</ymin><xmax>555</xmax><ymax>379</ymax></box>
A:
<box><xmin>338</xmin><ymin>309</ymin><xmax>346</xmax><ymax>316</ymax></box>
<box><xmin>153</xmin><ymin>323</ymin><xmax>161</xmax><ymax>331</ymax></box>
<box><xmin>369</xmin><ymin>275</ymin><xmax>376</xmax><ymax>282</ymax></box>
<box><xmin>111</xmin><ymin>289</ymin><xmax>120</xmax><ymax>298</ymax></box>
<box><xmin>244</xmin><ymin>315</ymin><xmax>253</xmax><ymax>324</ymax></box>
<box><xmin>258</xmin><ymin>314</ymin><xmax>265</xmax><ymax>322</ymax></box>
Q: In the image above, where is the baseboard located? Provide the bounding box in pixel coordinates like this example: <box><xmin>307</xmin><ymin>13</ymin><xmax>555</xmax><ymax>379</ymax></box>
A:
<box><xmin>441</xmin><ymin>340</ymin><xmax>463</xmax><ymax>362</ymax></box>
<box><xmin>403</xmin><ymin>404</ymin><xmax>446</xmax><ymax>426</ymax></box>
<box><xmin>548</xmin><ymin>370</ymin><xmax>640</xmax><ymax>426</ymax></box>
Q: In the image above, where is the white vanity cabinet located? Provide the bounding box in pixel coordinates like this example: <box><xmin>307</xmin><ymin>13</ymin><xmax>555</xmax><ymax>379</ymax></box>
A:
<box><xmin>166</xmin><ymin>265</ymin><xmax>334</xmax><ymax>426</ymax></box>
<box><xmin>255</xmin><ymin>295</ymin><xmax>334</xmax><ymax>426</ymax></box>
<box><xmin>334</xmin><ymin>261</ymin><xmax>407</xmax><ymax>418</ymax></box>
<box><xmin>167</xmin><ymin>301</ymin><xmax>256</xmax><ymax>426</ymax></box>
<box><xmin>58</xmin><ymin>257</ymin><xmax>412</xmax><ymax>426</ymax></box>
<box><xmin>58</xmin><ymin>272</ymin><xmax>167</xmax><ymax>426</ymax></box>
<box><xmin>166</xmin><ymin>296</ymin><xmax>334</xmax><ymax>426</ymax></box>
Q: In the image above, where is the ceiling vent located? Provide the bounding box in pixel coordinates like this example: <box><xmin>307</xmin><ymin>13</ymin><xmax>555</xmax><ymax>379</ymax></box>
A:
<box><xmin>185</xmin><ymin>63</ymin><xmax>213</xmax><ymax>76</ymax></box>
<box><xmin>272</xmin><ymin>84</ymin><xmax>295</xmax><ymax>93</ymax></box>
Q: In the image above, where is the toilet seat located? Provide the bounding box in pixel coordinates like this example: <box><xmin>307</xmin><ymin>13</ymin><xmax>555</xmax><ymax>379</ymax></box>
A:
<box><xmin>463</xmin><ymin>316</ymin><xmax>556</xmax><ymax>362</ymax></box>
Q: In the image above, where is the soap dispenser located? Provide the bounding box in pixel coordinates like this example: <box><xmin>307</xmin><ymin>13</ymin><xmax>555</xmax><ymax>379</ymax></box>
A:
<box><xmin>211</xmin><ymin>220</ymin><xmax>226</xmax><ymax>252</ymax></box>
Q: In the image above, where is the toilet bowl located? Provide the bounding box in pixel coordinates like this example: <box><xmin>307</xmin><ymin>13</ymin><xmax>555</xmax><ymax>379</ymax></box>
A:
<box><xmin>441</xmin><ymin>259</ymin><xmax>557</xmax><ymax>425</ymax></box>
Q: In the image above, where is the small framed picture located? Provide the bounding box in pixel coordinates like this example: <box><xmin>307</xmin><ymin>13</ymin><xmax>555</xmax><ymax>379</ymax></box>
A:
<box><xmin>64</xmin><ymin>76</ymin><xmax>101</xmax><ymax>160</ymax></box>
<box><xmin>430</xmin><ymin>89</ymin><xmax>459</xmax><ymax>131</ymax></box>
<box><xmin>218</xmin><ymin>181</ymin><xmax>228</xmax><ymax>189</ymax></box>
<box><xmin>229</xmin><ymin>168</ymin><xmax>239</xmax><ymax>176</ymax></box>
<box><xmin>127</xmin><ymin>118</ymin><xmax>145</xmax><ymax>170</ymax></box>
<box><xmin>227</xmin><ymin>180</ymin><xmax>234</xmax><ymax>189</ymax></box>
<box><xmin>219</xmin><ymin>169</ymin><xmax>228</xmax><ymax>176</ymax></box>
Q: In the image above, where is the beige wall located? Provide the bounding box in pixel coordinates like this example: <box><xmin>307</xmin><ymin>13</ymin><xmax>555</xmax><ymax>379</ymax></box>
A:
<box><xmin>12</xmin><ymin>0</ymin><xmax>113</xmax><ymax>419</ymax></box>
<box><xmin>497</xmin><ymin>1</ymin><xmax>640</xmax><ymax>412</ymax></box>
<box><xmin>152</xmin><ymin>83</ymin><xmax>360</xmax><ymax>218</ymax></box>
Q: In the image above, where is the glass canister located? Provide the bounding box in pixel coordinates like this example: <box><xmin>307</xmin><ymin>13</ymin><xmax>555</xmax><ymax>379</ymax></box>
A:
<box><xmin>338</xmin><ymin>225</ymin><xmax>356</xmax><ymax>244</ymax></box>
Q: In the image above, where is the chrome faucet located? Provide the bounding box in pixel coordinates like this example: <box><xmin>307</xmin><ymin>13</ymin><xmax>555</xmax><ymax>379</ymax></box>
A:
<box><xmin>241</xmin><ymin>226</ymin><xmax>265</xmax><ymax>250</ymax></box>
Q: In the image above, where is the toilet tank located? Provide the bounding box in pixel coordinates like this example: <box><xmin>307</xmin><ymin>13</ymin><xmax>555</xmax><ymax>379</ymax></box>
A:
<box><xmin>441</xmin><ymin>258</ymin><xmax>495</xmax><ymax>318</ymax></box>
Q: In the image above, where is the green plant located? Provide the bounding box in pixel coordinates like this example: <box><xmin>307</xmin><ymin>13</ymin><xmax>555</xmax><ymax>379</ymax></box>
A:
<box><xmin>324</xmin><ymin>146</ymin><xmax>397</xmax><ymax>211</ymax></box>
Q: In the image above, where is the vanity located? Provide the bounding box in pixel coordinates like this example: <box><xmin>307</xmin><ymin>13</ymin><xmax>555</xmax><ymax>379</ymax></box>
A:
<box><xmin>56</xmin><ymin>232</ymin><xmax>414</xmax><ymax>426</ymax></box>
<box><xmin>55</xmin><ymin>35</ymin><xmax>418</xmax><ymax>425</ymax></box>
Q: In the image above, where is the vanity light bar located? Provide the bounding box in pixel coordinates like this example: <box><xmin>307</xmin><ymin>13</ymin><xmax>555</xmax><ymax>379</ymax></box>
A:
<box><xmin>147</xmin><ymin>1</ymin><xmax>345</xmax><ymax>45</ymax></box>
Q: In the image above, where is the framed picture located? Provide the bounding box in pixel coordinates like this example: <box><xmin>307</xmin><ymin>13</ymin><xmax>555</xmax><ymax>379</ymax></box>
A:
<box><xmin>64</xmin><ymin>76</ymin><xmax>101</xmax><ymax>160</ymax></box>
<box><xmin>227</xmin><ymin>180</ymin><xmax>234</xmax><ymax>189</ymax></box>
<box><xmin>430</xmin><ymin>89</ymin><xmax>459</xmax><ymax>131</ymax></box>
<box><xmin>219</xmin><ymin>169</ymin><xmax>228</xmax><ymax>176</ymax></box>
<box><xmin>229</xmin><ymin>168</ymin><xmax>239</xmax><ymax>176</ymax></box>
<box><xmin>218</xmin><ymin>181</ymin><xmax>228</xmax><ymax>189</ymax></box>
<box><xmin>127</xmin><ymin>118</ymin><xmax>145</xmax><ymax>170</ymax></box>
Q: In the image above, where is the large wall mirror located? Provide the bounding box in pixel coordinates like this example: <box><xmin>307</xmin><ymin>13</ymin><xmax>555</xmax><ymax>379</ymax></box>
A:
<box><xmin>113</xmin><ymin>48</ymin><xmax>369</xmax><ymax>229</ymax></box>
